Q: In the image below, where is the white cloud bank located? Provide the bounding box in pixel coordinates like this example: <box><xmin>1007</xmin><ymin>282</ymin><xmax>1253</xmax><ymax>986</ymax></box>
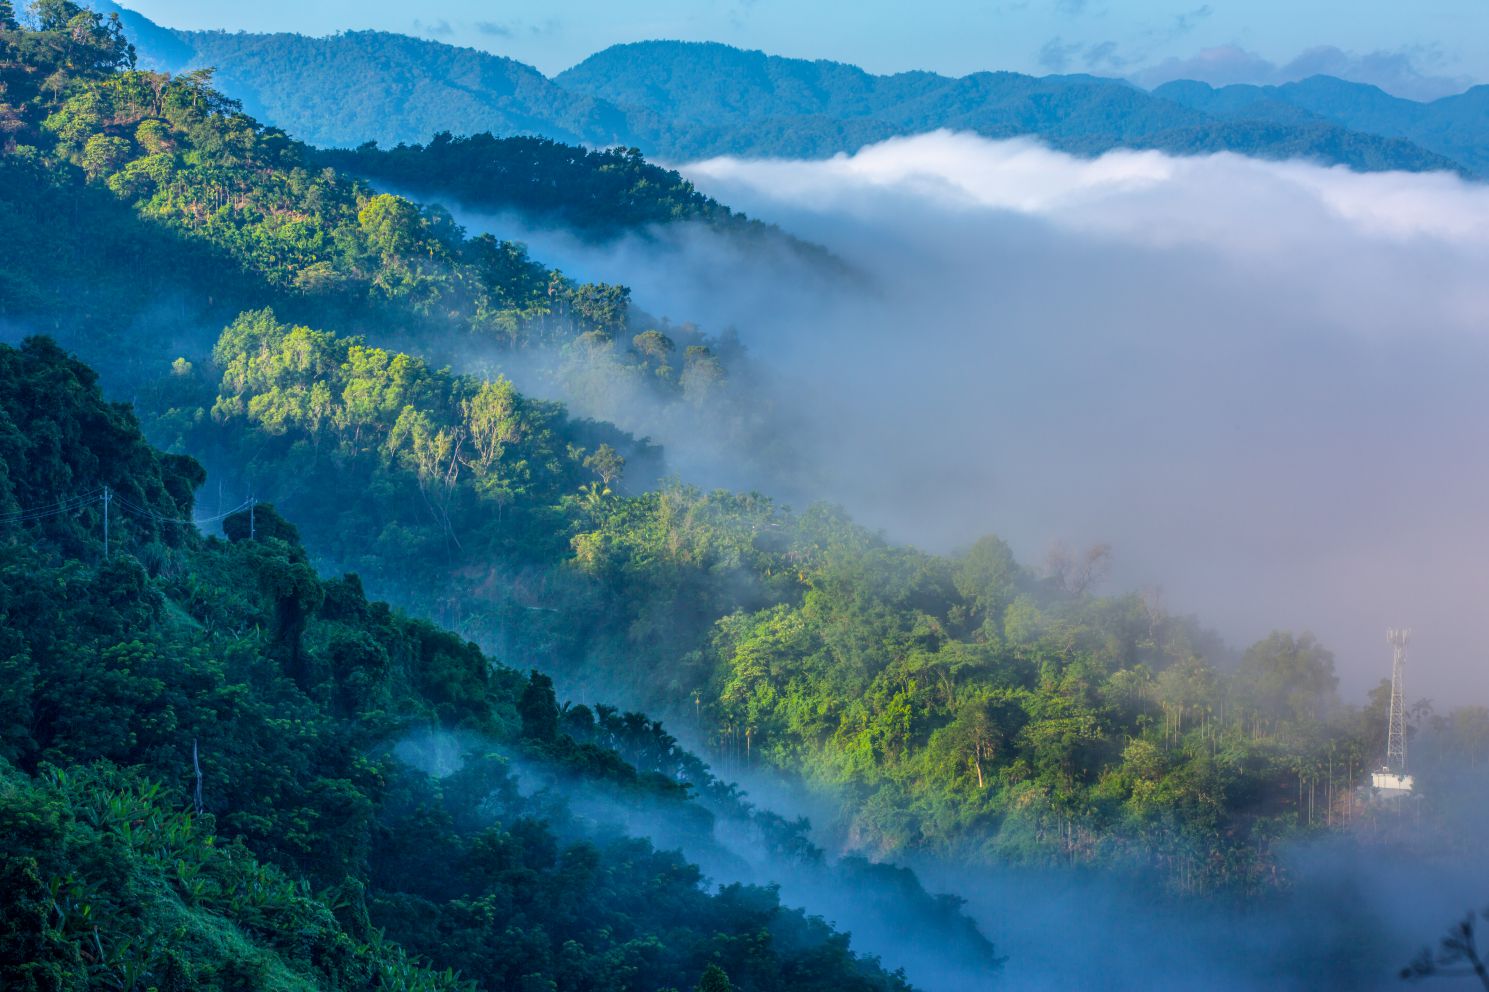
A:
<box><xmin>682</xmin><ymin>133</ymin><xmax>1489</xmax><ymax>706</ymax></box>
<box><xmin>468</xmin><ymin>132</ymin><xmax>1489</xmax><ymax>705</ymax></box>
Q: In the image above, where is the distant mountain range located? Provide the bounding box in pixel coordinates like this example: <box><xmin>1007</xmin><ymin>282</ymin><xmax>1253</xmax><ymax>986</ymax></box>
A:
<box><xmin>93</xmin><ymin>1</ymin><xmax>1488</xmax><ymax>175</ymax></box>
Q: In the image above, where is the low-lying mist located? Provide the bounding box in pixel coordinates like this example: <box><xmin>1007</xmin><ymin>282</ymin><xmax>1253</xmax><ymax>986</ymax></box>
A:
<box><xmin>448</xmin><ymin>132</ymin><xmax>1489</xmax><ymax>706</ymax></box>
<box><xmin>392</xmin><ymin>729</ymin><xmax>1003</xmax><ymax>991</ymax></box>
<box><xmin>391</xmin><ymin>728</ymin><xmax>1489</xmax><ymax>992</ymax></box>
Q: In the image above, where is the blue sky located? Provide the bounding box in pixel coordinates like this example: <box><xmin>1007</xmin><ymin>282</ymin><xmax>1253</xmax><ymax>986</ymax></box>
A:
<box><xmin>117</xmin><ymin>0</ymin><xmax>1486</xmax><ymax>98</ymax></box>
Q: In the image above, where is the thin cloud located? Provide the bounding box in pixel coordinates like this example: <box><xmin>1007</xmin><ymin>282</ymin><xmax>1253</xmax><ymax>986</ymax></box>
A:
<box><xmin>474</xmin><ymin>17</ymin><xmax>563</xmax><ymax>40</ymax></box>
<box><xmin>412</xmin><ymin>18</ymin><xmax>454</xmax><ymax>37</ymax></box>
<box><xmin>1038</xmin><ymin>37</ymin><xmax>1082</xmax><ymax>72</ymax></box>
<box><xmin>1132</xmin><ymin>43</ymin><xmax>1473</xmax><ymax>101</ymax></box>
<box><xmin>1172</xmin><ymin>4</ymin><xmax>1213</xmax><ymax>35</ymax></box>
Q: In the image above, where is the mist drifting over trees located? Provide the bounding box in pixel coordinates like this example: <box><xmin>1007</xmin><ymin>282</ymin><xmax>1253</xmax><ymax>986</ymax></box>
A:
<box><xmin>2</xmin><ymin>4</ymin><xmax>1487</xmax><ymax>990</ymax></box>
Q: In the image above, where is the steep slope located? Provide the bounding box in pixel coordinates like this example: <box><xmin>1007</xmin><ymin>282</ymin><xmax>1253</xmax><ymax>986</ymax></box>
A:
<box><xmin>0</xmin><ymin>335</ymin><xmax>934</xmax><ymax>992</ymax></box>
<box><xmin>0</xmin><ymin>13</ymin><xmax>1009</xmax><ymax>985</ymax></box>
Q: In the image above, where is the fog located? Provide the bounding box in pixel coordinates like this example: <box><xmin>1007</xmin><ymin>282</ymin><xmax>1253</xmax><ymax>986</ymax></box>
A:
<box><xmin>916</xmin><ymin>837</ymin><xmax>1487</xmax><ymax>991</ymax></box>
<box><xmin>393</xmin><ymin>729</ymin><xmax>1003</xmax><ymax>991</ymax></box>
<box><xmin>699</xmin><ymin>742</ymin><xmax>1489</xmax><ymax>992</ymax></box>
<box><xmin>393</xmin><ymin>728</ymin><xmax>1489</xmax><ymax>991</ymax></box>
<box><xmin>446</xmin><ymin>133</ymin><xmax>1489</xmax><ymax>706</ymax></box>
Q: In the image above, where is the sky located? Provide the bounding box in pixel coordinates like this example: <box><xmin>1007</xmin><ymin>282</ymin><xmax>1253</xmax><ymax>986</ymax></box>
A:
<box><xmin>115</xmin><ymin>0</ymin><xmax>1486</xmax><ymax>99</ymax></box>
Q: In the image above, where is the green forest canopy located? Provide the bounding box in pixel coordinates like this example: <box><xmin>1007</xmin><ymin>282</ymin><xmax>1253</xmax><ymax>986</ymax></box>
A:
<box><xmin>2</xmin><ymin>5</ymin><xmax>1487</xmax><ymax>957</ymax></box>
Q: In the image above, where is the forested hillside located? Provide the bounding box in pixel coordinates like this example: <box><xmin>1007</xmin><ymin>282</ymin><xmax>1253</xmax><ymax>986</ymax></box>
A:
<box><xmin>1153</xmin><ymin>75</ymin><xmax>1489</xmax><ymax>176</ymax></box>
<box><xmin>556</xmin><ymin>42</ymin><xmax>1465</xmax><ymax>171</ymax></box>
<box><xmin>85</xmin><ymin>2</ymin><xmax>1476</xmax><ymax>174</ymax></box>
<box><xmin>319</xmin><ymin>133</ymin><xmax>823</xmax><ymax>254</ymax></box>
<box><xmin>3</xmin><ymin>11</ymin><xmax>1487</xmax><ymax>991</ymax></box>
<box><xmin>0</xmin><ymin>8</ymin><xmax>1005</xmax><ymax>985</ymax></box>
<box><xmin>0</xmin><ymin>334</ymin><xmax>948</xmax><ymax>991</ymax></box>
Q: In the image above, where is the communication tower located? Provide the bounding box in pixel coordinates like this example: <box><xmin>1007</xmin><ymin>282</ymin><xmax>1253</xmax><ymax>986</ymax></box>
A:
<box><xmin>1371</xmin><ymin>628</ymin><xmax>1414</xmax><ymax>795</ymax></box>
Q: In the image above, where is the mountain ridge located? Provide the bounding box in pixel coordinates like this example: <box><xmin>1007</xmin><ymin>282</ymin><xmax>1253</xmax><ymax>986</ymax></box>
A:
<box><xmin>89</xmin><ymin>3</ymin><xmax>1481</xmax><ymax>175</ymax></box>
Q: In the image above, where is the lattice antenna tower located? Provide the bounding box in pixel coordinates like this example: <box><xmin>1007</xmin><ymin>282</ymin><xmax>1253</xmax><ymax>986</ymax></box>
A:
<box><xmin>1385</xmin><ymin>628</ymin><xmax>1410</xmax><ymax>773</ymax></box>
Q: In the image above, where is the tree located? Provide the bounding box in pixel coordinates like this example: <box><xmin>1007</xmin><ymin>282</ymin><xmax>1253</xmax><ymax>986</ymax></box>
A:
<box><xmin>1239</xmin><ymin>631</ymin><xmax>1339</xmax><ymax>727</ymax></box>
<box><xmin>31</xmin><ymin>0</ymin><xmax>83</xmax><ymax>31</ymax></box>
<box><xmin>954</xmin><ymin>535</ymin><xmax>1021</xmax><ymax>630</ymax></box>
<box><xmin>632</xmin><ymin>329</ymin><xmax>676</xmax><ymax>379</ymax></box>
<box><xmin>583</xmin><ymin>443</ymin><xmax>624</xmax><ymax>487</ymax></box>
<box><xmin>569</xmin><ymin>282</ymin><xmax>630</xmax><ymax>337</ymax></box>
<box><xmin>518</xmin><ymin>670</ymin><xmax>559</xmax><ymax>742</ymax></box>
<box><xmin>460</xmin><ymin>377</ymin><xmax>520</xmax><ymax>475</ymax></box>
<box><xmin>80</xmin><ymin>133</ymin><xmax>129</xmax><ymax>180</ymax></box>
<box><xmin>358</xmin><ymin>193</ymin><xmax>422</xmax><ymax>259</ymax></box>
<box><xmin>0</xmin><ymin>1</ymin><xmax>17</xmax><ymax>29</ymax></box>
<box><xmin>135</xmin><ymin>118</ymin><xmax>172</xmax><ymax>154</ymax></box>
<box><xmin>681</xmin><ymin>345</ymin><xmax>724</xmax><ymax>405</ymax></box>
<box><xmin>28</xmin><ymin>2</ymin><xmax>133</xmax><ymax>72</ymax></box>
<box><xmin>223</xmin><ymin>502</ymin><xmax>301</xmax><ymax>545</ymax></box>
<box><xmin>696</xmin><ymin>964</ymin><xmax>735</xmax><ymax>992</ymax></box>
<box><xmin>952</xmin><ymin>699</ymin><xmax>1001</xmax><ymax>789</ymax></box>
<box><xmin>1043</xmin><ymin>541</ymin><xmax>1111</xmax><ymax>596</ymax></box>
<box><xmin>1404</xmin><ymin>908</ymin><xmax>1489</xmax><ymax>989</ymax></box>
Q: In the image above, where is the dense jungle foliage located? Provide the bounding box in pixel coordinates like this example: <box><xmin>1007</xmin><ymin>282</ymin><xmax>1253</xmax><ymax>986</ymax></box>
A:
<box><xmin>3</xmin><ymin>9</ymin><xmax>1487</xmax><ymax>968</ymax></box>
<box><xmin>176</xmin><ymin>307</ymin><xmax>1489</xmax><ymax>890</ymax></box>
<box><xmin>320</xmin><ymin>133</ymin><xmax>794</xmax><ymax>243</ymax></box>
<box><xmin>0</xmin><ymin>334</ymin><xmax>949</xmax><ymax>990</ymax></box>
<box><xmin>0</xmin><ymin>1</ymin><xmax>742</xmax><ymax>374</ymax></box>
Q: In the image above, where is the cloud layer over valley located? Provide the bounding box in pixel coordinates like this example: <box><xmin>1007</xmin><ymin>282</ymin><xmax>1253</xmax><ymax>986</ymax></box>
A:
<box><xmin>456</xmin><ymin>132</ymin><xmax>1489</xmax><ymax>706</ymax></box>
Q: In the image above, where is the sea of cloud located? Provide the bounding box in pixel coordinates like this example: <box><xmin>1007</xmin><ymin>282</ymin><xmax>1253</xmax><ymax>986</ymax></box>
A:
<box><xmin>452</xmin><ymin>132</ymin><xmax>1489</xmax><ymax>707</ymax></box>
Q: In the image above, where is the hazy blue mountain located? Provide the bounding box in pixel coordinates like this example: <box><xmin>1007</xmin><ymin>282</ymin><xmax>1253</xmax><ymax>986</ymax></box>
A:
<box><xmin>1154</xmin><ymin>75</ymin><xmax>1489</xmax><ymax>175</ymax></box>
<box><xmin>90</xmin><ymin>4</ymin><xmax>1475</xmax><ymax>174</ymax></box>
<box><xmin>89</xmin><ymin>0</ymin><xmax>195</xmax><ymax>68</ymax></box>
<box><xmin>84</xmin><ymin>1</ymin><xmax>632</xmax><ymax>148</ymax></box>
<box><xmin>560</xmin><ymin>41</ymin><xmax>1465</xmax><ymax>171</ymax></box>
<box><xmin>181</xmin><ymin>30</ymin><xmax>635</xmax><ymax>149</ymax></box>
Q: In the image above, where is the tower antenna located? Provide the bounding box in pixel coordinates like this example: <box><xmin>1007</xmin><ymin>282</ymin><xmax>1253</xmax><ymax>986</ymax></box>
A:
<box><xmin>1385</xmin><ymin>627</ymin><xmax>1409</xmax><ymax>773</ymax></box>
<box><xmin>1371</xmin><ymin>628</ymin><xmax>1415</xmax><ymax>796</ymax></box>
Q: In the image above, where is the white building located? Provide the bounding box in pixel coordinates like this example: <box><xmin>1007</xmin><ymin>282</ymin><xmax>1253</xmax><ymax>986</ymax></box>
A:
<box><xmin>1371</xmin><ymin>768</ymin><xmax>1414</xmax><ymax>796</ymax></box>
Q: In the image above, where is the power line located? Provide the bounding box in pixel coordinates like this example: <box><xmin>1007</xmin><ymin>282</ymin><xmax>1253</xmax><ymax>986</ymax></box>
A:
<box><xmin>112</xmin><ymin>492</ymin><xmax>253</xmax><ymax>527</ymax></box>
<box><xmin>1</xmin><ymin>487</ymin><xmax>262</xmax><ymax>543</ymax></box>
<box><xmin>0</xmin><ymin>487</ymin><xmax>104</xmax><ymax>522</ymax></box>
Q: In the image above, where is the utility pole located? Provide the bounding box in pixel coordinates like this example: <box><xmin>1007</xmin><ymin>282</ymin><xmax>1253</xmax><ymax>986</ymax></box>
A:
<box><xmin>102</xmin><ymin>485</ymin><xmax>111</xmax><ymax>559</ymax></box>
<box><xmin>249</xmin><ymin>495</ymin><xmax>256</xmax><ymax>540</ymax></box>
<box><xmin>193</xmin><ymin>738</ymin><xmax>204</xmax><ymax>816</ymax></box>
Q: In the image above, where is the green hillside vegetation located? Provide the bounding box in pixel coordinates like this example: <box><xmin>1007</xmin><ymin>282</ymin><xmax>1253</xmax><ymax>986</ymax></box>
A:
<box><xmin>177</xmin><ymin>313</ymin><xmax>1412</xmax><ymax>889</ymax></box>
<box><xmin>0</xmin><ymin>10</ymin><xmax>1009</xmax><ymax>982</ymax></box>
<box><xmin>139</xmin><ymin>301</ymin><xmax>1487</xmax><ymax>894</ymax></box>
<box><xmin>4</xmin><ymin>11</ymin><xmax>1487</xmax><ymax>975</ymax></box>
<box><xmin>0</xmin><ymin>1</ymin><xmax>758</xmax><ymax>410</ymax></box>
<box><xmin>319</xmin><ymin>133</ymin><xmax>827</xmax><ymax>260</ymax></box>
<box><xmin>0</xmin><ymin>334</ymin><xmax>933</xmax><ymax>991</ymax></box>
